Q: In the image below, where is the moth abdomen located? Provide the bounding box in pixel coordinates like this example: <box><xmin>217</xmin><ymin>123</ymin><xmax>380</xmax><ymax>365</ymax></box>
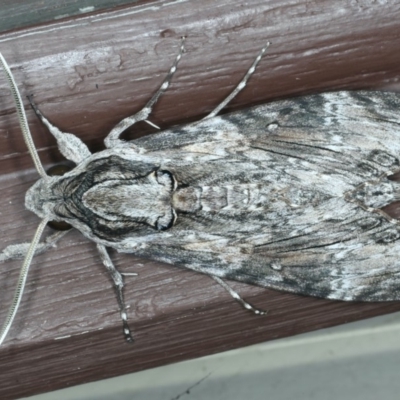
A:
<box><xmin>172</xmin><ymin>186</ymin><xmax>202</xmax><ymax>212</ymax></box>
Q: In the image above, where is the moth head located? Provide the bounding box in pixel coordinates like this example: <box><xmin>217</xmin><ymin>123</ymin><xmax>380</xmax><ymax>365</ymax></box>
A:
<box><xmin>25</xmin><ymin>162</ymin><xmax>75</xmax><ymax>231</ymax></box>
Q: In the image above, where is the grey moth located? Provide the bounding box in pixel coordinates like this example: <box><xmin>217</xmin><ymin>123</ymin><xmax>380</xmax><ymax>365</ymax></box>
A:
<box><xmin>1</xmin><ymin>38</ymin><xmax>400</xmax><ymax>345</ymax></box>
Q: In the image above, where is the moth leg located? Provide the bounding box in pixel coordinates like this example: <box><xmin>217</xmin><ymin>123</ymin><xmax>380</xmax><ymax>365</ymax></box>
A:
<box><xmin>27</xmin><ymin>95</ymin><xmax>91</xmax><ymax>164</ymax></box>
<box><xmin>211</xmin><ymin>276</ymin><xmax>267</xmax><ymax>315</ymax></box>
<box><xmin>121</xmin><ymin>272</ymin><xmax>138</xmax><ymax>277</ymax></box>
<box><xmin>203</xmin><ymin>43</ymin><xmax>270</xmax><ymax>120</ymax></box>
<box><xmin>104</xmin><ymin>37</ymin><xmax>186</xmax><ymax>149</ymax></box>
<box><xmin>0</xmin><ymin>230</ymin><xmax>69</xmax><ymax>263</ymax></box>
<box><xmin>96</xmin><ymin>244</ymin><xmax>134</xmax><ymax>343</ymax></box>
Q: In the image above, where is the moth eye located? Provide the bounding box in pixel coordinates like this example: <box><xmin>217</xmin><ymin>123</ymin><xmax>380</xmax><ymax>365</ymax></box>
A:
<box><xmin>48</xmin><ymin>220</ymin><xmax>72</xmax><ymax>231</ymax></box>
<box><xmin>46</xmin><ymin>161</ymin><xmax>76</xmax><ymax>231</ymax></box>
<box><xmin>46</xmin><ymin>161</ymin><xmax>76</xmax><ymax>176</ymax></box>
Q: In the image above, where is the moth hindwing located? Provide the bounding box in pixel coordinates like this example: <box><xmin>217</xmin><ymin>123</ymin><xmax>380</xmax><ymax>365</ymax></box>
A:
<box><xmin>1</xmin><ymin>39</ymin><xmax>400</xmax><ymax>346</ymax></box>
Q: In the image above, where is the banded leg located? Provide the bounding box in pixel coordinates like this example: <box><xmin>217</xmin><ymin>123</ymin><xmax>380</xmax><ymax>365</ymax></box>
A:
<box><xmin>104</xmin><ymin>37</ymin><xmax>186</xmax><ymax>149</ymax></box>
<box><xmin>27</xmin><ymin>95</ymin><xmax>91</xmax><ymax>163</ymax></box>
<box><xmin>96</xmin><ymin>244</ymin><xmax>133</xmax><ymax>342</ymax></box>
<box><xmin>211</xmin><ymin>275</ymin><xmax>266</xmax><ymax>315</ymax></box>
<box><xmin>204</xmin><ymin>43</ymin><xmax>270</xmax><ymax>119</ymax></box>
<box><xmin>0</xmin><ymin>230</ymin><xmax>69</xmax><ymax>263</ymax></box>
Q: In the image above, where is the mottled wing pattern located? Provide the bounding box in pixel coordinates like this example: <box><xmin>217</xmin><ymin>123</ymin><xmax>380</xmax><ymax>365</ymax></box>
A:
<box><xmin>124</xmin><ymin>91</ymin><xmax>400</xmax><ymax>302</ymax></box>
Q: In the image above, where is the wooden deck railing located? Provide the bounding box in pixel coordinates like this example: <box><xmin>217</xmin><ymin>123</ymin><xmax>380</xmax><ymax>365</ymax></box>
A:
<box><xmin>1</xmin><ymin>0</ymin><xmax>400</xmax><ymax>398</ymax></box>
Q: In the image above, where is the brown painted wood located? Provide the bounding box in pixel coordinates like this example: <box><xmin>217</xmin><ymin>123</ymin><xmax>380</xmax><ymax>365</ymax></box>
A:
<box><xmin>1</xmin><ymin>0</ymin><xmax>400</xmax><ymax>398</ymax></box>
<box><xmin>0</xmin><ymin>0</ymin><xmax>144</xmax><ymax>34</ymax></box>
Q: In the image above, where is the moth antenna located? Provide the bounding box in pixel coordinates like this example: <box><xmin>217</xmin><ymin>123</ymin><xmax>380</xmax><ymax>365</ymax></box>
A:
<box><xmin>0</xmin><ymin>217</ymin><xmax>49</xmax><ymax>345</ymax></box>
<box><xmin>0</xmin><ymin>53</ymin><xmax>47</xmax><ymax>179</ymax></box>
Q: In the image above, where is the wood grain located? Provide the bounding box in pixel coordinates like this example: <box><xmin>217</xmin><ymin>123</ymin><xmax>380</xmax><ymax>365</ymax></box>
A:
<box><xmin>1</xmin><ymin>0</ymin><xmax>400</xmax><ymax>398</ymax></box>
<box><xmin>0</xmin><ymin>0</ymin><xmax>145</xmax><ymax>34</ymax></box>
